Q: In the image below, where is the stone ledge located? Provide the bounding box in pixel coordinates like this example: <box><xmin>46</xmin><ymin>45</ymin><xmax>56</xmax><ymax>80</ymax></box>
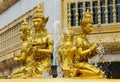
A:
<box><xmin>0</xmin><ymin>78</ymin><xmax>120</xmax><ymax>82</ymax></box>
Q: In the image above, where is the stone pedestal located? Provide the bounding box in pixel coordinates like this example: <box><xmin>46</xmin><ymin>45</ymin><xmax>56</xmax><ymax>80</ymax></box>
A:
<box><xmin>0</xmin><ymin>78</ymin><xmax>120</xmax><ymax>82</ymax></box>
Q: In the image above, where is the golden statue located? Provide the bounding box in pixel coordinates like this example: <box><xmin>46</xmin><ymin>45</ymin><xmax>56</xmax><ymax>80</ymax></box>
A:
<box><xmin>59</xmin><ymin>24</ymin><xmax>77</xmax><ymax>77</ymax></box>
<box><xmin>13</xmin><ymin>19</ymin><xmax>31</xmax><ymax>62</ymax></box>
<box><xmin>74</xmin><ymin>10</ymin><xmax>104</xmax><ymax>78</ymax></box>
<box><xmin>9</xmin><ymin>4</ymin><xmax>53</xmax><ymax>79</ymax></box>
<box><xmin>59</xmin><ymin>10</ymin><xmax>104</xmax><ymax>78</ymax></box>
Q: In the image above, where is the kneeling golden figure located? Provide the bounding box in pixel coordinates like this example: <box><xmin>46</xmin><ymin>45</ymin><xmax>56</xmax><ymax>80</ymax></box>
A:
<box><xmin>9</xmin><ymin>5</ymin><xmax>53</xmax><ymax>79</ymax></box>
<box><xmin>59</xmin><ymin>10</ymin><xmax>104</xmax><ymax>78</ymax></box>
<box><xmin>59</xmin><ymin>24</ymin><xmax>77</xmax><ymax>77</ymax></box>
<box><xmin>74</xmin><ymin>10</ymin><xmax>104</xmax><ymax>78</ymax></box>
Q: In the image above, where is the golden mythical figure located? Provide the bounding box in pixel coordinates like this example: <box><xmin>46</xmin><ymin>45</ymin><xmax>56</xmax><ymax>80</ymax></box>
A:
<box><xmin>59</xmin><ymin>24</ymin><xmax>77</xmax><ymax>77</ymax></box>
<box><xmin>74</xmin><ymin>10</ymin><xmax>104</xmax><ymax>78</ymax></box>
<box><xmin>9</xmin><ymin>4</ymin><xmax>53</xmax><ymax>79</ymax></box>
<box><xmin>59</xmin><ymin>10</ymin><xmax>104</xmax><ymax>78</ymax></box>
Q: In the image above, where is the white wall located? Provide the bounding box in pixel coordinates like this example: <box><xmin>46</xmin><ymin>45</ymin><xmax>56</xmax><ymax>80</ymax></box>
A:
<box><xmin>0</xmin><ymin>0</ymin><xmax>60</xmax><ymax>33</ymax></box>
<box><xmin>90</xmin><ymin>54</ymin><xmax>120</xmax><ymax>63</ymax></box>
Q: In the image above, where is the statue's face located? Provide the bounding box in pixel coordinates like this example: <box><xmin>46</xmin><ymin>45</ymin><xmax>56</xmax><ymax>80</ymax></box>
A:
<box><xmin>33</xmin><ymin>18</ymin><xmax>43</xmax><ymax>29</ymax></box>
<box><xmin>19</xmin><ymin>29</ymin><xmax>30</xmax><ymax>41</ymax></box>
<box><xmin>64</xmin><ymin>41</ymin><xmax>71</xmax><ymax>49</ymax></box>
<box><xmin>84</xmin><ymin>23</ymin><xmax>93</xmax><ymax>34</ymax></box>
<box><xmin>20</xmin><ymin>31</ymin><xmax>26</xmax><ymax>40</ymax></box>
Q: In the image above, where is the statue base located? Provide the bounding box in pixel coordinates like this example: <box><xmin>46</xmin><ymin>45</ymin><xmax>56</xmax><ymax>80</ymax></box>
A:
<box><xmin>0</xmin><ymin>78</ymin><xmax>120</xmax><ymax>82</ymax></box>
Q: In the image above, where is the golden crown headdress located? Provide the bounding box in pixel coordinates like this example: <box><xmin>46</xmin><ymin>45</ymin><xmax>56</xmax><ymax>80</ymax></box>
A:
<box><xmin>67</xmin><ymin>23</ymin><xmax>74</xmax><ymax>36</ymax></box>
<box><xmin>62</xmin><ymin>23</ymin><xmax>74</xmax><ymax>42</ymax></box>
<box><xmin>32</xmin><ymin>4</ymin><xmax>44</xmax><ymax>20</ymax></box>
<box><xmin>20</xmin><ymin>19</ymin><xmax>30</xmax><ymax>31</ymax></box>
<box><xmin>80</xmin><ymin>9</ymin><xmax>93</xmax><ymax>27</ymax></box>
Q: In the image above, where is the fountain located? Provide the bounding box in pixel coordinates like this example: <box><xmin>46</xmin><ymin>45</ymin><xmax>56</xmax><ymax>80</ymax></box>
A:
<box><xmin>91</xmin><ymin>23</ymin><xmax>120</xmax><ymax>79</ymax></box>
<box><xmin>1</xmin><ymin>3</ymin><xmax>119</xmax><ymax>82</ymax></box>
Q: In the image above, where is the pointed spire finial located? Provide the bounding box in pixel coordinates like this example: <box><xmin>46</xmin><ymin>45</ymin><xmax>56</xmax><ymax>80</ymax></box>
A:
<box><xmin>86</xmin><ymin>9</ymin><xmax>90</xmax><ymax>13</ymax></box>
<box><xmin>33</xmin><ymin>3</ymin><xmax>44</xmax><ymax>20</ymax></box>
<box><xmin>20</xmin><ymin>18</ymin><xmax>30</xmax><ymax>31</ymax></box>
<box><xmin>23</xmin><ymin>19</ymin><xmax>27</xmax><ymax>24</ymax></box>
<box><xmin>67</xmin><ymin>23</ymin><xmax>71</xmax><ymax>29</ymax></box>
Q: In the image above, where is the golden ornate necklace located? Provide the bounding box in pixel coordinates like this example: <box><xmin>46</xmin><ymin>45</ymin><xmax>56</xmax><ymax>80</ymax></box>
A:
<box><xmin>63</xmin><ymin>47</ymin><xmax>71</xmax><ymax>61</ymax></box>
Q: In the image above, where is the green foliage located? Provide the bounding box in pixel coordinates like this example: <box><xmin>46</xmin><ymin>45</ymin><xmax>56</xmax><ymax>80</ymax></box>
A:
<box><xmin>0</xmin><ymin>75</ymin><xmax>8</xmax><ymax>79</ymax></box>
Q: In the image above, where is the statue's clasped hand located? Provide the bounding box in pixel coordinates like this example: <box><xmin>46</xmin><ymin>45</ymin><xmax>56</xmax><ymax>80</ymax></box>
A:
<box><xmin>33</xmin><ymin>46</ymin><xmax>38</xmax><ymax>52</ymax></box>
<box><xmin>13</xmin><ymin>52</ymin><xmax>20</xmax><ymax>61</ymax></box>
<box><xmin>90</xmin><ymin>44</ymin><xmax>98</xmax><ymax>51</ymax></box>
<box><xmin>14</xmin><ymin>52</ymin><xmax>20</xmax><ymax>58</ymax></box>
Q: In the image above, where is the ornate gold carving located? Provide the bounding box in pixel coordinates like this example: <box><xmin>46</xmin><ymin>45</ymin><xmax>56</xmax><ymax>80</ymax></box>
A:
<box><xmin>9</xmin><ymin>4</ymin><xmax>53</xmax><ymax>79</ymax></box>
<box><xmin>105</xmin><ymin>0</ymin><xmax>108</xmax><ymax>24</ymax></box>
<box><xmin>75</xmin><ymin>2</ymin><xmax>78</xmax><ymax>26</ymax></box>
<box><xmin>59</xmin><ymin>10</ymin><xmax>104</xmax><ymax>78</ymax></box>
<box><xmin>113</xmin><ymin>0</ymin><xmax>116</xmax><ymax>23</ymax></box>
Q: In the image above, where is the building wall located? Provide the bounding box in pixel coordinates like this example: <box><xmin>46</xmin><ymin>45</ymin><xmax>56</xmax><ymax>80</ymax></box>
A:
<box><xmin>0</xmin><ymin>0</ymin><xmax>60</xmax><ymax>33</ymax></box>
